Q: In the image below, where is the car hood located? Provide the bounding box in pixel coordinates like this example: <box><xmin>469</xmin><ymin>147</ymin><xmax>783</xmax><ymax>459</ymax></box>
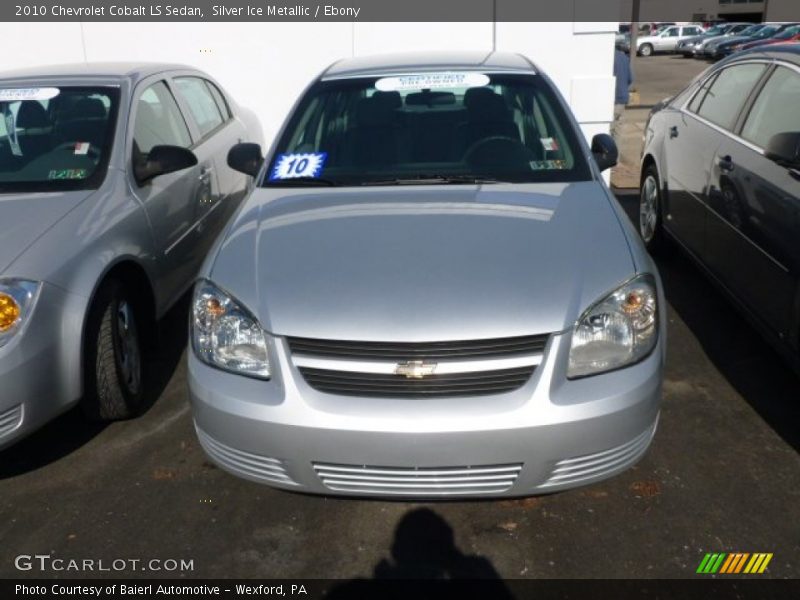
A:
<box><xmin>679</xmin><ymin>35</ymin><xmax>707</xmax><ymax>45</ymax></box>
<box><xmin>0</xmin><ymin>190</ymin><xmax>95</xmax><ymax>274</ymax></box>
<box><xmin>209</xmin><ymin>182</ymin><xmax>636</xmax><ymax>342</ymax></box>
<box><xmin>716</xmin><ymin>35</ymin><xmax>754</xmax><ymax>47</ymax></box>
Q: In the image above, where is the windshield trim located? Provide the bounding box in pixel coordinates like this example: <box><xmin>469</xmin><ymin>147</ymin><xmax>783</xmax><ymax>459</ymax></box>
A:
<box><xmin>0</xmin><ymin>85</ymin><xmax>120</xmax><ymax>194</ymax></box>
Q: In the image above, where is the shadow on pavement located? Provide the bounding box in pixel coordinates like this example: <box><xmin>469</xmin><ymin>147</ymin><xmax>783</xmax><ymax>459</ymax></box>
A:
<box><xmin>615</xmin><ymin>189</ymin><xmax>800</xmax><ymax>453</ymax></box>
<box><xmin>0</xmin><ymin>294</ymin><xmax>190</xmax><ymax>478</ymax></box>
<box><xmin>325</xmin><ymin>508</ymin><xmax>515</xmax><ymax>598</ymax></box>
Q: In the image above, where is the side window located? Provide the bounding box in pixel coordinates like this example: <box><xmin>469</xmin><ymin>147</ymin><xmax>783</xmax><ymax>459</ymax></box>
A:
<box><xmin>133</xmin><ymin>81</ymin><xmax>192</xmax><ymax>156</ymax></box>
<box><xmin>665</xmin><ymin>27</ymin><xmax>679</xmax><ymax>37</ymax></box>
<box><xmin>205</xmin><ymin>80</ymin><xmax>232</xmax><ymax>121</ymax></box>
<box><xmin>690</xmin><ymin>64</ymin><xmax>766</xmax><ymax>131</ymax></box>
<box><xmin>173</xmin><ymin>77</ymin><xmax>224</xmax><ymax>137</ymax></box>
<box><xmin>741</xmin><ymin>66</ymin><xmax>800</xmax><ymax>149</ymax></box>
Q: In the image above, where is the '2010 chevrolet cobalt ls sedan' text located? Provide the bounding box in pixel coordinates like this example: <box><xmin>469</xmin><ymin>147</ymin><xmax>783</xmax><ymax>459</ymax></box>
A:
<box><xmin>189</xmin><ymin>52</ymin><xmax>665</xmax><ymax>498</ymax></box>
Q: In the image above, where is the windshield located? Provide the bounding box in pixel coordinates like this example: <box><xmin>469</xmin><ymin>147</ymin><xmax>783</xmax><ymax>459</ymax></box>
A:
<box><xmin>704</xmin><ymin>26</ymin><xmax>726</xmax><ymax>36</ymax></box>
<box><xmin>0</xmin><ymin>86</ymin><xmax>119</xmax><ymax>192</ymax></box>
<box><xmin>775</xmin><ymin>25</ymin><xmax>800</xmax><ymax>40</ymax></box>
<box><xmin>738</xmin><ymin>25</ymin><xmax>762</xmax><ymax>36</ymax></box>
<box><xmin>755</xmin><ymin>26</ymin><xmax>779</xmax><ymax>39</ymax></box>
<box><xmin>263</xmin><ymin>73</ymin><xmax>591</xmax><ymax>187</ymax></box>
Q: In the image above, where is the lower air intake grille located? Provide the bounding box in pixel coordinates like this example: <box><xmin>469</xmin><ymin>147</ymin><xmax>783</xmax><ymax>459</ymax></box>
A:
<box><xmin>299</xmin><ymin>366</ymin><xmax>535</xmax><ymax>398</ymax></box>
<box><xmin>313</xmin><ymin>462</ymin><xmax>523</xmax><ymax>496</ymax></box>
<box><xmin>0</xmin><ymin>404</ymin><xmax>22</xmax><ymax>438</ymax></box>
<box><xmin>539</xmin><ymin>421</ymin><xmax>658</xmax><ymax>489</ymax></box>
<box><xmin>196</xmin><ymin>427</ymin><xmax>297</xmax><ymax>486</ymax></box>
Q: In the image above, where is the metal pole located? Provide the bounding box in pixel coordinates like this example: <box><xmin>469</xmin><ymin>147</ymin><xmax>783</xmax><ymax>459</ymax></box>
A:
<box><xmin>629</xmin><ymin>0</ymin><xmax>640</xmax><ymax>81</ymax></box>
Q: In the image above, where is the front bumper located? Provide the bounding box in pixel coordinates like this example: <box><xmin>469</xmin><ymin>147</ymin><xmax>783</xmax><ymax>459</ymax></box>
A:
<box><xmin>189</xmin><ymin>331</ymin><xmax>664</xmax><ymax>498</ymax></box>
<box><xmin>0</xmin><ymin>282</ymin><xmax>84</xmax><ymax>450</ymax></box>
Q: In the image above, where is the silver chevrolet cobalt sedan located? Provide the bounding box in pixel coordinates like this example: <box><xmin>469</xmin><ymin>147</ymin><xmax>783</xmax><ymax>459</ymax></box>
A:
<box><xmin>190</xmin><ymin>52</ymin><xmax>666</xmax><ymax>497</ymax></box>
<box><xmin>0</xmin><ymin>63</ymin><xmax>259</xmax><ymax>449</ymax></box>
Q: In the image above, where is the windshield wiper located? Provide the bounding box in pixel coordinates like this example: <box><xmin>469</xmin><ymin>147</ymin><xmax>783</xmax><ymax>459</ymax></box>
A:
<box><xmin>263</xmin><ymin>176</ymin><xmax>338</xmax><ymax>187</ymax></box>
<box><xmin>359</xmin><ymin>175</ymin><xmax>507</xmax><ymax>186</ymax></box>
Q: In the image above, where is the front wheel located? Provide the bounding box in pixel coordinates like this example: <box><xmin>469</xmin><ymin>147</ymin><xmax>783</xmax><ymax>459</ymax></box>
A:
<box><xmin>82</xmin><ymin>279</ymin><xmax>144</xmax><ymax>421</ymax></box>
<box><xmin>639</xmin><ymin>44</ymin><xmax>654</xmax><ymax>57</ymax></box>
<box><xmin>639</xmin><ymin>165</ymin><xmax>669</xmax><ymax>255</ymax></box>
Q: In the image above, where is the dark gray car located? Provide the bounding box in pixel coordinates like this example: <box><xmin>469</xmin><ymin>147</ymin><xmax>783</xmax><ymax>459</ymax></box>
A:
<box><xmin>640</xmin><ymin>45</ymin><xmax>800</xmax><ymax>370</ymax></box>
<box><xmin>0</xmin><ymin>63</ymin><xmax>260</xmax><ymax>448</ymax></box>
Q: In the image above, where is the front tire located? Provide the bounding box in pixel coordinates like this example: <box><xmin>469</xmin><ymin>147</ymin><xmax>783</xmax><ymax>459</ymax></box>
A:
<box><xmin>639</xmin><ymin>165</ymin><xmax>669</xmax><ymax>254</ymax></box>
<box><xmin>82</xmin><ymin>279</ymin><xmax>144</xmax><ymax>421</ymax></box>
<box><xmin>639</xmin><ymin>43</ymin><xmax>654</xmax><ymax>57</ymax></box>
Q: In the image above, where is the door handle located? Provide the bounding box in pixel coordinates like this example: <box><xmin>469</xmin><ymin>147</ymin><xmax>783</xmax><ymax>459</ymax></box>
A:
<box><xmin>669</xmin><ymin>126</ymin><xmax>679</xmax><ymax>139</ymax></box>
<box><xmin>718</xmin><ymin>155</ymin><xmax>734</xmax><ymax>172</ymax></box>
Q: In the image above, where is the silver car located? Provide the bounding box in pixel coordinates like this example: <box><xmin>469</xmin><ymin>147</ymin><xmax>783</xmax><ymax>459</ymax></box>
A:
<box><xmin>189</xmin><ymin>52</ymin><xmax>665</xmax><ymax>498</ymax></box>
<box><xmin>0</xmin><ymin>63</ymin><xmax>259</xmax><ymax>449</ymax></box>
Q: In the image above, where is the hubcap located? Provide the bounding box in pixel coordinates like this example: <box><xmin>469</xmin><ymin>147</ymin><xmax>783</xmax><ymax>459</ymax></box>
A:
<box><xmin>115</xmin><ymin>300</ymin><xmax>141</xmax><ymax>395</ymax></box>
<box><xmin>642</xmin><ymin>45</ymin><xmax>652</xmax><ymax>56</ymax></box>
<box><xmin>640</xmin><ymin>175</ymin><xmax>659</xmax><ymax>243</ymax></box>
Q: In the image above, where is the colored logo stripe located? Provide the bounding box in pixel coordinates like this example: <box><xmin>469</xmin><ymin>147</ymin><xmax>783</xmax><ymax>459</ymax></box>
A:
<box><xmin>697</xmin><ymin>553</ymin><xmax>773</xmax><ymax>574</ymax></box>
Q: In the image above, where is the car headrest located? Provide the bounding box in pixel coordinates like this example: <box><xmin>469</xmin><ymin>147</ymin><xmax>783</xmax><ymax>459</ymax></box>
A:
<box><xmin>463</xmin><ymin>87</ymin><xmax>511</xmax><ymax>121</ymax></box>
<box><xmin>16</xmin><ymin>101</ymin><xmax>50</xmax><ymax>129</ymax></box>
<box><xmin>356</xmin><ymin>93</ymin><xmax>400</xmax><ymax>127</ymax></box>
<box><xmin>66</xmin><ymin>97</ymin><xmax>107</xmax><ymax>120</ymax></box>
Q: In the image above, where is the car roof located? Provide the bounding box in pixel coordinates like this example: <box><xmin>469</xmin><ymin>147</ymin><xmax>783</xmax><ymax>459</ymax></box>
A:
<box><xmin>727</xmin><ymin>42</ymin><xmax>800</xmax><ymax>65</ymax></box>
<box><xmin>322</xmin><ymin>51</ymin><xmax>536</xmax><ymax>80</ymax></box>
<box><xmin>0</xmin><ymin>62</ymin><xmax>197</xmax><ymax>85</ymax></box>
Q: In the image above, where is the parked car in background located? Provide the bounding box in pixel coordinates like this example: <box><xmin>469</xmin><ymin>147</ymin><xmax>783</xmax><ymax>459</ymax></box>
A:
<box><xmin>691</xmin><ymin>23</ymin><xmax>752</xmax><ymax>57</ymax></box>
<box><xmin>706</xmin><ymin>24</ymin><xmax>779</xmax><ymax>60</ymax></box>
<box><xmin>0</xmin><ymin>63</ymin><xmax>261</xmax><ymax>449</ymax></box>
<box><xmin>637</xmin><ymin>24</ymin><xmax>706</xmax><ymax>57</ymax></box>
<box><xmin>639</xmin><ymin>45</ymin><xmax>800</xmax><ymax>371</ymax></box>
<box><xmin>699</xmin><ymin>23</ymin><xmax>768</xmax><ymax>59</ymax></box>
<box><xmin>676</xmin><ymin>23</ymin><xmax>740</xmax><ymax>57</ymax></box>
<box><xmin>736</xmin><ymin>24</ymin><xmax>800</xmax><ymax>53</ymax></box>
<box><xmin>639</xmin><ymin>22</ymin><xmax>676</xmax><ymax>36</ymax></box>
<box><xmin>190</xmin><ymin>51</ymin><xmax>665</xmax><ymax>498</ymax></box>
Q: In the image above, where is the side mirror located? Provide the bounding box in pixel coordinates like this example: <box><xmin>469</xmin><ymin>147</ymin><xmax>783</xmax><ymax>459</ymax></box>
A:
<box><xmin>228</xmin><ymin>143</ymin><xmax>263</xmax><ymax>177</ymax></box>
<box><xmin>592</xmin><ymin>133</ymin><xmax>619</xmax><ymax>172</ymax></box>
<box><xmin>134</xmin><ymin>145</ymin><xmax>198</xmax><ymax>184</ymax></box>
<box><xmin>764</xmin><ymin>132</ymin><xmax>800</xmax><ymax>169</ymax></box>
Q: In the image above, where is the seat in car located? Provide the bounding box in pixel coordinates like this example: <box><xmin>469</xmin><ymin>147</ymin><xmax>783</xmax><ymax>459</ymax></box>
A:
<box><xmin>347</xmin><ymin>91</ymin><xmax>401</xmax><ymax>168</ymax></box>
<box><xmin>15</xmin><ymin>101</ymin><xmax>53</xmax><ymax>159</ymax></box>
<box><xmin>459</xmin><ymin>87</ymin><xmax>520</xmax><ymax>152</ymax></box>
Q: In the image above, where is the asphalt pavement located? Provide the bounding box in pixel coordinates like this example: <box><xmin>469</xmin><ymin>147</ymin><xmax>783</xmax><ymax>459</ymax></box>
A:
<box><xmin>1</xmin><ymin>56</ymin><xmax>798</xmax><ymax>581</ymax></box>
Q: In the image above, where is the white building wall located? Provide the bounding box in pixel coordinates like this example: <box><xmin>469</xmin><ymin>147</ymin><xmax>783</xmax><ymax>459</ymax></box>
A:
<box><xmin>0</xmin><ymin>19</ymin><xmax>617</xmax><ymax>146</ymax></box>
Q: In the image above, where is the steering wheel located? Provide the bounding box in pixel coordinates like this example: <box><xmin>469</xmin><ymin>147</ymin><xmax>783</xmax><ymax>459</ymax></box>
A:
<box><xmin>463</xmin><ymin>136</ymin><xmax>537</xmax><ymax>171</ymax></box>
<box><xmin>51</xmin><ymin>141</ymin><xmax>101</xmax><ymax>160</ymax></box>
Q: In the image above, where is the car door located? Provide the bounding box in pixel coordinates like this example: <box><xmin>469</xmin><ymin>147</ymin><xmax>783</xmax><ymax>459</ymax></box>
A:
<box><xmin>664</xmin><ymin>62</ymin><xmax>767</xmax><ymax>258</ymax></box>
<box><xmin>129</xmin><ymin>78</ymin><xmax>206</xmax><ymax>307</ymax></box>
<box><xmin>171</xmin><ymin>75</ymin><xmax>246</xmax><ymax>251</ymax></box>
<box><xmin>655</xmin><ymin>27</ymin><xmax>680</xmax><ymax>51</ymax></box>
<box><xmin>706</xmin><ymin>64</ymin><xmax>800</xmax><ymax>339</ymax></box>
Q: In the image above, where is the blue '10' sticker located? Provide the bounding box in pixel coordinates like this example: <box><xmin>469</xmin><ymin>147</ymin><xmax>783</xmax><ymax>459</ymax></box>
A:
<box><xmin>270</xmin><ymin>152</ymin><xmax>328</xmax><ymax>180</ymax></box>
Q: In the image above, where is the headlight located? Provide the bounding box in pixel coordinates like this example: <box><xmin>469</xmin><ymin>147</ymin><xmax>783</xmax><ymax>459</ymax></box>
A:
<box><xmin>567</xmin><ymin>275</ymin><xmax>658</xmax><ymax>378</ymax></box>
<box><xmin>191</xmin><ymin>280</ymin><xmax>270</xmax><ymax>379</ymax></box>
<box><xmin>0</xmin><ymin>279</ymin><xmax>41</xmax><ymax>348</ymax></box>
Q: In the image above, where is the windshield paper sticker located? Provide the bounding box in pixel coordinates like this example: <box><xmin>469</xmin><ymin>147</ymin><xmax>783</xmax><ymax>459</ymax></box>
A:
<box><xmin>376</xmin><ymin>72</ymin><xmax>490</xmax><ymax>92</ymax></box>
<box><xmin>74</xmin><ymin>142</ymin><xmax>90</xmax><ymax>155</ymax></box>
<box><xmin>540</xmin><ymin>137</ymin><xmax>559</xmax><ymax>152</ymax></box>
<box><xmin>0</xmin><ymin>87</ymin><xmax>60</xmax><ymax>102</ymax></box>
<box><xmin>48</xmin><ymin>169</ymin><xmax>88</xmax><ymax>180</ymax></box>
<box><xmin>269</xmin><ymin>152</ymin><xmax>327</xmax><ymax>180</ymax></box>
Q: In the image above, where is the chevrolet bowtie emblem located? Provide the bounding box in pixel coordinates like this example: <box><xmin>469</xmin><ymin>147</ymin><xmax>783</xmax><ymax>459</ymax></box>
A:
<box><xmin>395</xmin><ymin>360</ymin><xmax>437</xmax><ymax>379</ymax></box>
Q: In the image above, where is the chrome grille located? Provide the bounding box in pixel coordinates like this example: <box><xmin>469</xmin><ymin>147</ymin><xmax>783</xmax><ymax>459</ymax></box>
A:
<box><xmin>539</xmin><ymin>421</ymin><xmax>658</xmax><ymax>489</ymax></box>
<box><xmin>287</xmin><ymin>334</ymin><xmax>549</xmax><ymax>361</ymax></box>
<box><xmin>313</xmin><ymin>462</ymin><xmax>523</xmax><ymax>496</ymax></box>
<box><xmin>195</xmin><ymin>427</ymin><xmax>297</xmax><ymax>486</ymax></box>
<box><xmin>0</xmin><ymin>404</ymin><xmax>22</xmax><ymax>438</ymax></box>
<box><xmin>299</xmin><ymin>366</ymin><xmax>534</xmax><ymax>397</ymax></box>
<box><xmin>288</xmin><ymin>334</ymin><xmax>548</xmax><ymax>398</ymax></box>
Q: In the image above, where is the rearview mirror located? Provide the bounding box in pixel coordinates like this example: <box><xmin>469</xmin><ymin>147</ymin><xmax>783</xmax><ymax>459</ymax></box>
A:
<box><xmin>765</xmin><ymin>132</ymin><xmax>800</xmax><ymax>169</ymax></box>
<box><xmin>228</xmin><ymin>143</ymin><xmax>263</xmax><ymax>177</ymax></box>
<box><xmin>591</xmin><ymin>133</ymin><xmax>619</xmax><ymax>172</ymax></box>
<box><xmin>134</xmin><ymin>145</ymin><xmax>197</xmax><ymax>184</ymax></box>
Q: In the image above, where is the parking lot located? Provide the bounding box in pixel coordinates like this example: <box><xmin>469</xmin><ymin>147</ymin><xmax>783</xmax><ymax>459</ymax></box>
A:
<box><xmin>1</xmin><ymin>56</ymin><xmax>799</xmax><ymax>581</ymax></box>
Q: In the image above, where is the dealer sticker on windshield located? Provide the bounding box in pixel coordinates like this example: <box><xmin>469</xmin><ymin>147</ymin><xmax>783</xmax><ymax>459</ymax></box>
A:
<box><xmin>269</xmin><ymin>152</ymin><xmax>328</xmax><ymax>180</ymax></box>
<box><xmin>0</xmin><ymin>87</ymin><xmax>60</xmax><ymax>102</ymax></box>
<box><xmin>376</xmin><ymin>72</ymin><xmax>490</xmax><ymax>92</ymax></box>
